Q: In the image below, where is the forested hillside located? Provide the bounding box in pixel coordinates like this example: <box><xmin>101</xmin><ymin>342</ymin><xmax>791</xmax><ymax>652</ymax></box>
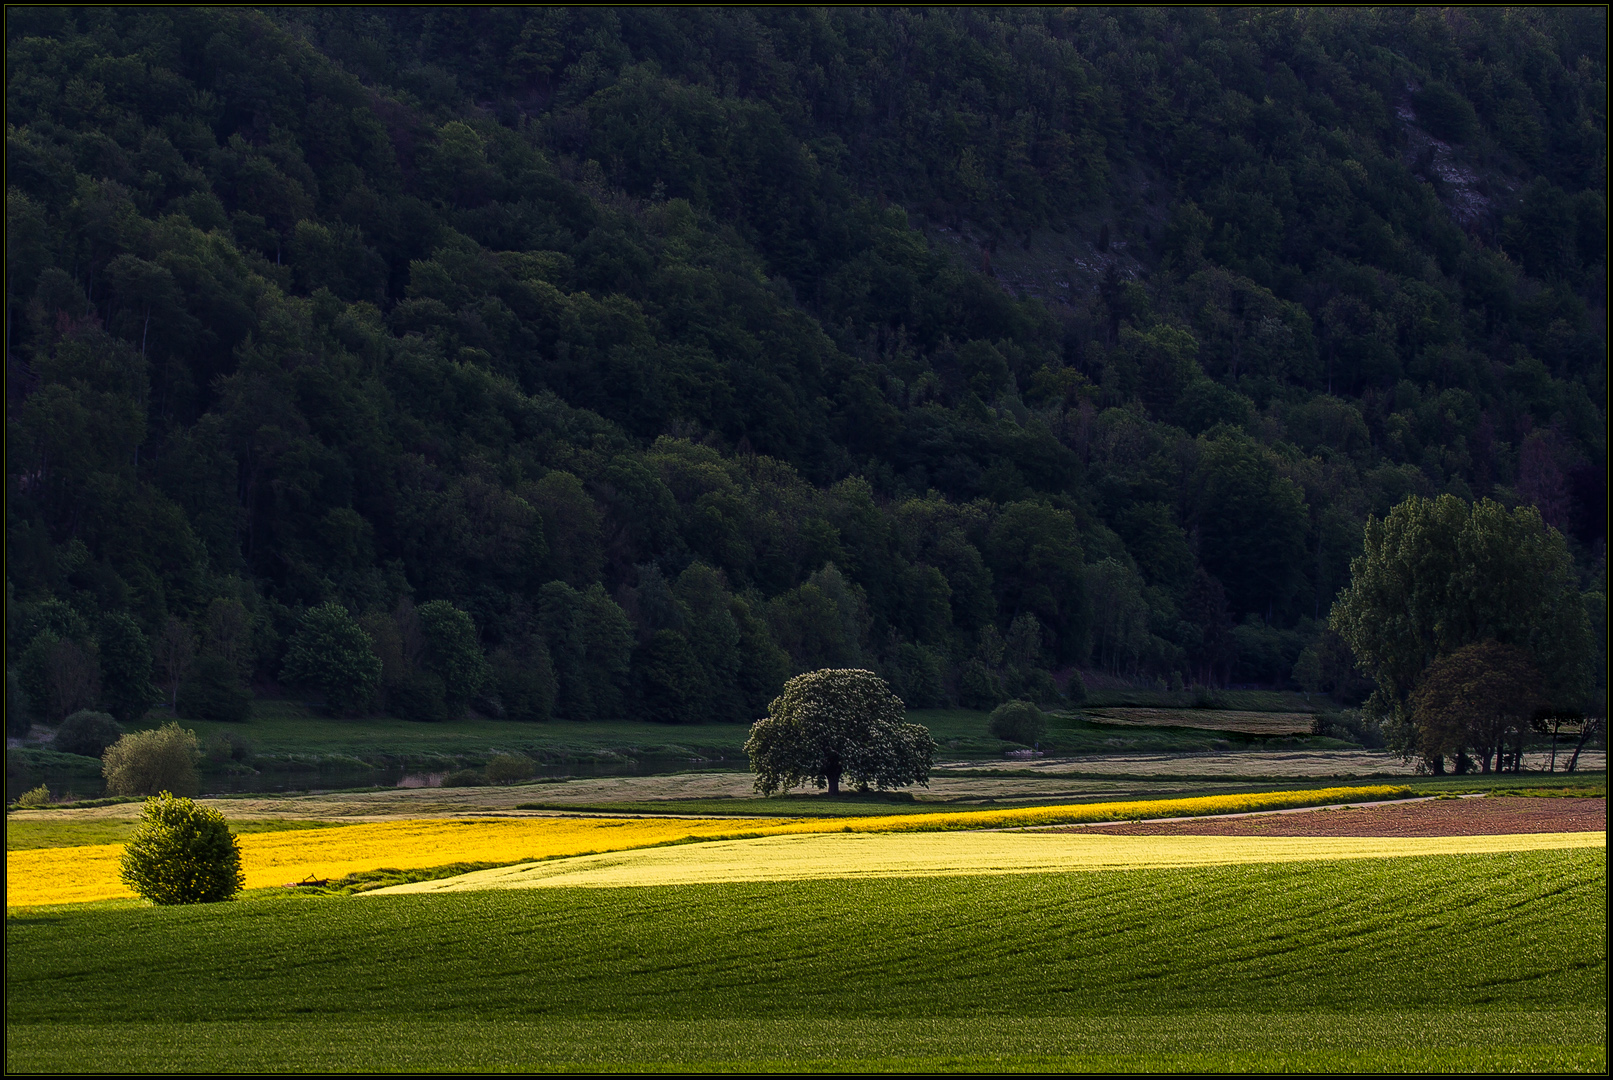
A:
<box><xmin>6</xmin><ymin>7</ymin><xmax>1606</xmax><ymax>727</ymax></box>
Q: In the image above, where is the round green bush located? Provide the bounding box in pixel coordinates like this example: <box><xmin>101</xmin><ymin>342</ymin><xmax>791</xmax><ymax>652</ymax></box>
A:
<box><xmin>52</xmin><ymin>709</ymin><xmax>124</xmax><ymax>757</ymax></box>
<box><xmin>485</xmin><ymin>753</ymin><xmax>536</xmax><ymax>784</ymax></box>
<box><xmin>102</xmin><ymin>722</ymin><xmax>202</xmax><ymax>797</ymax></box>
<box><xmin>13</xmin><ymin>783</ymin><xmax>52</xmax><ymax>809</ymax></box>
<box><xmin>987</xmin><ymin>699</ymin><xmax>1047</xmax><ymax>746</ymax></box>
<box><xmin>118</xmin><ymin>792</ymin><xmax>244</xmax><ymax>905</ymax></box>
<box><xmin>441</xmin><ymin>768</ymin><xmax>487</xmax><ymax>787</ymax></box>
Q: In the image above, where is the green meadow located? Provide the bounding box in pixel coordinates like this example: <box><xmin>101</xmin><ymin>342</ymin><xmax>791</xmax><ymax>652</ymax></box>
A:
<box><xmin>7</xmin><ymin>848</ymin><xmax>1605</xmax><ymax>1072</ymax></box>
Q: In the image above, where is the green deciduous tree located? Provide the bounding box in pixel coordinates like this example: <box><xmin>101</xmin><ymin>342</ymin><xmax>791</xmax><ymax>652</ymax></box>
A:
<box><xmin>51</xmin><ymin>709</ymin><xmax>123</xmax><ymax>757</ymax></box>
<box><xmin>153</xmin><ymin>616</ymin><xmax>196</xmax><ymax>709</ymax></box>
<box><xmin>176</xmin><ymin>655</ymin><xmax>253</xmax><ymax>723</ymax></box>
<box><xmin>19</xmin><ymin>632</ymin><xmax>100</xmax><ymax>723</ymax></box>
<box><xmin>538</xmin><ymin>581</ymin><xmax>633</xmax><ymax>721</ymax></box>
<box><xmin>102</xmin><ymin>722</ymin><xmax>202</xmax><ymax>797</ymax></box>
<box><xmin>1411</xmin><ymin>640</ymin><xmax>1543</xmax><ymax>775</ymax></box>
<box><xmin>280</xmin><ymin>602</ymin><xmax>382</xmax><ymax>713</ymax></box>
<box><xmin>632</xmin><ymin>628</ymin><xmax>705</xmax><ymax>723</ymax></box>
<box><xmin>490</xmin><ymin>634</ymin><xmax>557</xmax><ymax>722</ymax></box>
<box><xmin>417</xmin><ymin>600</ymin><xmax>490</xmax><ymax>718</ymax></box>
<box><xmin>988</xmin><ymin>699</ymin><xmax>1047</xmax><ymax>746</ymax></box>
<box><xmin>984</xmin><ymin>502</ymin><xmax>1086</xmax><ymax>663</ymax></box>
<box><xmin>97</xmin><ymin>613</ymin><xmax>157</xmax><ymax>724</ymax></box>
<box><xmin>484</xmin><ymin>753</ymin><xmax>536</xmax><ymax>784</ymax></box>
<box><xmin>674</xmin><ymin>562</ymin><xmax>743</xmax><ymax>720</ymax></box>
<box><xmin>119</xmin><ymin>792</ymin><xmax>244</xmax><ymax>905</ymax></box>
<box><xmin>745</xmin><ymin>668</ymin><xmax>935</xmax><ymax>796</ymax></box>
<box><xmin>1330</xmin><ymin>495</ymin><xmax>1595</xmax><ymax>759</ymax></box>
<box><xmin>7</xmin><ymin>670</ymin><xmax>32</xmax><ymax>738</ymax></box>
<box><xmin>1192</xmin><ymin>431</ymin><xmax>1309</xmax><ymax>620</ymax></box>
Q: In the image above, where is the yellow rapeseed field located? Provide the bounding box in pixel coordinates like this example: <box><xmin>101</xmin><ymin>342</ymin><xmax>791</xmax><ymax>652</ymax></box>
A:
<box><xmin>5</xmin><ymin>817</ymin><xmax>788</xmax><ymax>907</ymax></box>
<box><xmin>5</xmin><ymin>785</ymin><xmax>1412</xmax><ymax>908</ymax></box>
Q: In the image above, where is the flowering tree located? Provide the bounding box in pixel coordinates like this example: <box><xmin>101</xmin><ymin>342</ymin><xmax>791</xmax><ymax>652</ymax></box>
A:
<box><xmin>745</xmin><ymin>669</ymin><xmax>935</xmax><ymax>796</ymax></box>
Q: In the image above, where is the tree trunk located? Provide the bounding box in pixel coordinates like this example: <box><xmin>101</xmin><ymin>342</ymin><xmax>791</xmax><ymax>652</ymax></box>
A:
<box><xmin>1565</xmin><ymin>718</ymin><xmax>1601</xmax><ymax>773</ymax></box>
<box><xmin>826</xmin><ymin>753</ymin><xmax>841</xmax><ymax>796</ymax></box>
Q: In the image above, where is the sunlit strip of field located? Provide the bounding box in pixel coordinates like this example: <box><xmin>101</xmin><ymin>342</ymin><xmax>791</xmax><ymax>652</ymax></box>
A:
<box><xmin>4</xmin><ymin>785</ymin><xmax>1412</xmax><ymax>907</ymax></box>
<box><xmin>5</xmin><ymin>816</ymin><xmax>791</xmax><ymax>906</ymax></box>
<box><xmin>371</xmin><ymin>829</ymin><xmax>1606</xmax><ymax>894</ymax></box>
<box><xmin>755</xmin><ymin>784</ymin><xmax>1413</xmax><ymax>833</ymax></box>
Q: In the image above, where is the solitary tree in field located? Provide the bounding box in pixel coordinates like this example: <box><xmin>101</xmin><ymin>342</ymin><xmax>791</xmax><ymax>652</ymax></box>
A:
<box><xmin>745</xmin><ymin>669</ymin><xmax>935</xmax><ymax>796</ymax></box>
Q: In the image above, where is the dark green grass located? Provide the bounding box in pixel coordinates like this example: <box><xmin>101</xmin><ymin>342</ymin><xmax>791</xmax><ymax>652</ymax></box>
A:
<box><xmin>1080</xmin><ymin>689</ymin><xmax>1318</xmax><ymax>711</ymax></box>
<box><xmin>7</xmin><ymin>850</ymin><xmax>1605</xmax><ymax>1071</ymax></box>
<box><xmin>120</xmin><ymin>701</ymin><xmax>757</xmax><ymax>768</ymax></box>
<box><xmin>93</xmin><ymin>702</ymin><xmax>1355</xmax><ymax>772</ymax></box>
<box><xmin>918</xmin><ymin>707</ymin><xmax>1354</xmax><ymax>754</ymax></box>
<box><xmin>5</xmin><ymin>817</ymin><xmax>344</xmax><ymax>851</ymax></box>
<box><xmin>1041</xmin><ymin>716</ymin><xmax>1352</xmax><ymax>754</ymax></box>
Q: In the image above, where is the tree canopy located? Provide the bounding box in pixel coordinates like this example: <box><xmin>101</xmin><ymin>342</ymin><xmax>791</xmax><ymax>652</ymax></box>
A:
<box><xmin>1330</xmin><ymin>494</ymin><xmax>1596</xmax><ymax>756</ymax></box>
<box><xmin>5</xmin><ymin>7</ymin><xmax>1606</xmax><ymax>724</ymax></box>
<box><xmin>745</xmin><ymin>669</ymin><xmax>936</xmax><ymax>796</ymax></box>
<box><xmin>1411</xmin><ymin>640</ymin><xmax>1543</xmax><ymax>775</ymax></box>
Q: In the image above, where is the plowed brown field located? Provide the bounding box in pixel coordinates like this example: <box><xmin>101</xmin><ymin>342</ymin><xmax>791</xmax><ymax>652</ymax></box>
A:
<box><xmin>1065</xmin><ymin>796</ymin><xmax>1606</xmax><ymax>837</ymax></box>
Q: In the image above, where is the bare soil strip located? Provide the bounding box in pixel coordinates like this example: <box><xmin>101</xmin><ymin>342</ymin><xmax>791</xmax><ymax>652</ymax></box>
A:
<box><xmin>1067</xmin><ymin>796</ymin><xmax>1606</xmax><ymax>837</ymax></box>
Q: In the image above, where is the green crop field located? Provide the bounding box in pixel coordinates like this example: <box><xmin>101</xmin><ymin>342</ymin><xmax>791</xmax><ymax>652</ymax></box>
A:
<box><xmin>7</xmin><ymin>848</ymin><xmax>1605</xmax><ymax>1072</ymax></box>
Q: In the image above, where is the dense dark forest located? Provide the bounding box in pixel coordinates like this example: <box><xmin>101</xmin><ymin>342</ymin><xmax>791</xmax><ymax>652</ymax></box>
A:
<box><xmin>6</xmin><ymin>7</ymin><xmax>1607</xmax><ymax>727</ymax></box>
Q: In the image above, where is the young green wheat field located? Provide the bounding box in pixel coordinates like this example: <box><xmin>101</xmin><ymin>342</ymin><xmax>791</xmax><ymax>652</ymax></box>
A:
<box><xmin>6</xmin><ymin>844</ymin><xmax>1606</xmax><ymax>1072</ymax></box>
